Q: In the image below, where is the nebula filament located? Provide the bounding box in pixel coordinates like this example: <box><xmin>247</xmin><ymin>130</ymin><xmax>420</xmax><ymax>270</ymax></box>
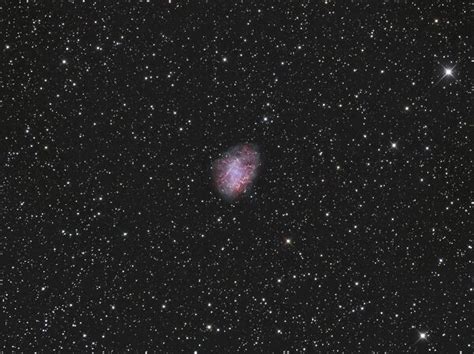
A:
<box><xmin>212</xmin><ymin>144</ymin><xmax>260</xmax><ymax>200</ymax></box>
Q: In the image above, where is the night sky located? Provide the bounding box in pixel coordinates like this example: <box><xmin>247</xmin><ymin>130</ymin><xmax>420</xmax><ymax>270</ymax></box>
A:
<box><xmin>3</xmin><ymin>1</ymin><xmax>471</xmax><ymax>352</ymax></box>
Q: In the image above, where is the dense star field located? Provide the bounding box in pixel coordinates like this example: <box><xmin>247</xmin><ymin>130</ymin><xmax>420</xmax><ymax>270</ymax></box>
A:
<box><xmin>2</xmin><ymin>1</ymin><xmax>471</xmax><ymax>352</ymax></box>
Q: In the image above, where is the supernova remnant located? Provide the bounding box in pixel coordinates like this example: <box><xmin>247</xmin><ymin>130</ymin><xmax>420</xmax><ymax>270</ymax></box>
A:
<box><xmin>212</xmin><ymin>144</ymin><xmax>260</xmax><ymax>201</ymax></box>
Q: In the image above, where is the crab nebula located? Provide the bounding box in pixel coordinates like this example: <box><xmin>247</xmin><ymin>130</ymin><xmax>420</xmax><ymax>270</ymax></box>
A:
<box><xmin>212</xmin><ymin>144</ymin><xmax>260</xmax><ymax>200</ymax></box>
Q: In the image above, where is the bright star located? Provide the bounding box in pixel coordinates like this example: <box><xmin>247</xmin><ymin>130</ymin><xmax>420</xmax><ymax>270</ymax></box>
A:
<box><xmin>419</xmin><ymin>332</ymin><xmax>427</xmax><ymax>340</ymax></box>
<box><xmin>444</xmin><ymin>68</ymin><xmax>453</xmax><ymax>76</ymax></box>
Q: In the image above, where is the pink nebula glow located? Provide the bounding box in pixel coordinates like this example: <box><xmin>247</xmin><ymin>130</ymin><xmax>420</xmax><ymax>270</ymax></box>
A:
<box><xmin>212</xmin><ymin>144</ymin><xmax>260</xmax><ymax>200</ymax></box>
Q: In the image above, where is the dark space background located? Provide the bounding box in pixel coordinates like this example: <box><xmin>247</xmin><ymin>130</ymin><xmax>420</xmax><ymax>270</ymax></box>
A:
<box><xmin>2</xmin><ymin>1</ymin><xmax>471</xmax><ymax>352</ymax></box>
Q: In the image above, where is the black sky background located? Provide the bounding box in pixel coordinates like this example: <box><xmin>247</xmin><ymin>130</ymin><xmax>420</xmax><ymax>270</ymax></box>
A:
<box><xmin>2</xmin><ymin>1</ymin><xmax>471</xmax><ymax>352</ymax></box>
